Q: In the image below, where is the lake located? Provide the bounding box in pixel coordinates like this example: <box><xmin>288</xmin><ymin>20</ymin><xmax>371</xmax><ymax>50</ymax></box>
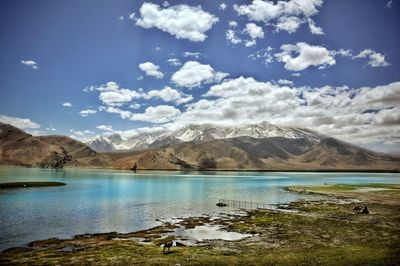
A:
<box><xmin>0</xmin><ymin>166</ymin><xmax>399</xmax><ymax>251</ymax></box>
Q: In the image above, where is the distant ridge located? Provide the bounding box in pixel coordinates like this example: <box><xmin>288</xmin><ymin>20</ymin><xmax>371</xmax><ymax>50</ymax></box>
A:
<box><xmin>86</xmin><ymin>122</ymin><xmax>323</xmax><ymax>152</ymax></box>
<box><xmin>0</xmin><ymin>122</ymin><xmax>399</xmax><ymax>171</ymax></box>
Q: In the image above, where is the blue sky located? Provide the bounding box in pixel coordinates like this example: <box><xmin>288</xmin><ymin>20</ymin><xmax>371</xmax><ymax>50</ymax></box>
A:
<box><xmin>0</xmin><ymin>0</ymin><xmax>399</xmax><ymax>153</ymax></box>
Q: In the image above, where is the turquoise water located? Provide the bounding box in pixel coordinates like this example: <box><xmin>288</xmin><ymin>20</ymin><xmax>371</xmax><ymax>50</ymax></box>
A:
<box><xmin>0</xmin><ymin>166</ymin><xmax>399</xmax><ymax>251</ymax></box>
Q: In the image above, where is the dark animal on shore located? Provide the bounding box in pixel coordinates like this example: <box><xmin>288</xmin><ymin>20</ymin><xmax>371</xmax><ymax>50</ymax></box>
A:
<box><xmin>163</xmin><ymin>241</ymin><xmax>173</xmax><ymax>254</ymax></box>
<box><xmin>353</xmin><ymin>205</ymin><xmax>369</xmax><ymax>214</ymax></box>
<box><xmin>361</xmin><ymin>206</ymin><xmax>369</xmax><ymax>214</ymax></box>
<box><xmin>216</xmin><ymin>202</ymin><xmax>228</xmax><ymax>207</ymax></box>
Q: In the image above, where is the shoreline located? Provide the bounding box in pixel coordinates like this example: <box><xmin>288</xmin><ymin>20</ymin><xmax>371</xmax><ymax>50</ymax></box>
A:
<box><xmin>1</xmin><ymin>164</ymin><xmax>399</xmax><ymax>173</ymax></box>
<box><xmin>1</xmin><ymin>183</ymin><xmax>400</xmax><ymax>265</ymax></box>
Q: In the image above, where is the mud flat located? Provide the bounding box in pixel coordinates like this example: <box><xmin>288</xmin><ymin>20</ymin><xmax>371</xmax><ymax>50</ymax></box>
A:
<box><xmin>1</xmin><ymin>183</ymin><xmax>399</xmax><ymax>265</ymax></box>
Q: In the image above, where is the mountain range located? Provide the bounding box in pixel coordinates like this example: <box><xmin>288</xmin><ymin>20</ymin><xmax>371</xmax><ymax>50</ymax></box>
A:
<box><xmin>0</xmin><ymin>122</ymin><xmax>399</xmax><ymax>171</ymax></box>
<box><xmin>86</xmin><ymin>122</ymin><xmax>323</xmax><ymax>152</ymax></box>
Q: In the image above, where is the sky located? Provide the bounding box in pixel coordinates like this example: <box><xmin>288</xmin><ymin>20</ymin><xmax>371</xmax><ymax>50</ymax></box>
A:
<box><xmin>0</xmin><ymin>0</ymin><xmax>399</xmax><ymax>154</ymax></box>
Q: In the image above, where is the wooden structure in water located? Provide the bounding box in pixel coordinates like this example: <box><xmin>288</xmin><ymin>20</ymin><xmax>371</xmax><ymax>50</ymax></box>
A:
<box><xmin>217</xmin><ymin>199</ymin><xmax>270</xmax><ymax>210</ymax></box>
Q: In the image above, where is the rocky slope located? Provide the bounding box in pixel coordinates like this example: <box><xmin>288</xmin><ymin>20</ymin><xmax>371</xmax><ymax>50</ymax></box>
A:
<box><xmin>1</xmin><ymin>122</ymin><xmax>399</xmax><ymax>171</ymax></box>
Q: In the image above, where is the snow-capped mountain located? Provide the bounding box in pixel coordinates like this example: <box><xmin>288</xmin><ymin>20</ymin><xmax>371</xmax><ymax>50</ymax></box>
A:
<box><xmin>86</xmin><ymin>122</ymin><xmax>324</xmax><ymax>152</ymax></box>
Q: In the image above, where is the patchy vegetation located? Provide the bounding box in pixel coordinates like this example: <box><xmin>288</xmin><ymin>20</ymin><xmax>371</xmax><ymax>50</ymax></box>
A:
<box><xmin>1</xmin><ymin>184</ymin><xmax>399</xmax><ymax>265</ymax></box>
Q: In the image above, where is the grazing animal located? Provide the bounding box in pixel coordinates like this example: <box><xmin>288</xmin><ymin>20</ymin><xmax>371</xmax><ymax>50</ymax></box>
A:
<box><xmin>353</xmin><ymin>205</ymin><xmax>369</xmax><ymax>214</ymax></box>
<box><xmin>361</xmin><ymin>206</ymin><xmax>369</xmax><ymax>214</ymax></box>
<box><xmin>163</xmin><ymin>241</ymin><xmax>173</xmax><ymax>254</ymax></box>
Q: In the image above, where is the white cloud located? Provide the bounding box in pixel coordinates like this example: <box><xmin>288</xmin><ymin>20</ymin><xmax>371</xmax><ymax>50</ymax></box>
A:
<box><xmin>130</xmin><ymin>105</ymin><xmax>181</xmax><ymax>123</ymax></box>
<box><xmin>97</xmin><ymin>125</ymin><xmax>113</xmax><ymax>131</ymax></box>
<box><xmin>21</xmin><ymin>60</ymin><xmax>38</xmax><ymax>69</ymax></box>
<box><xmin>167</xmin><ymin>58</ymin><xmax>182</xmax><ymax>66</ymax></box>
<box><xmin>146</xmin><ymin>87</ymin><xmax>193</xmax><ymax>104</ymax></box>
<box><xmin>118</xmin><ymin>16</ymin><xmax>124</xmax><ymax>21</ymax></box>
<box><xmin>354</xmin><ymin>49</ymin><xmax>390</xmax><ymax>67</ymax></box>
<box><xmin>129</xmin><ymin>103</ymin><xmax>141</xmax><ymax>109</ymax></box>
<box><xmin>277</xmin><ymin>79</ymin><xmax>294</xmax><ymax>86</ymax></box>
<box><xmin>227</xmin><ymin>23</ymin><xmax>264</xmax><ymax>47</ymax></box>
<box><xmin>226</xmin><ymin>29</ymin><xmax>242</xmax><ymax>45</ymax></box>
<box><xmin>245</xmin><ymin>23</ymin><xmax>264</xmax><ymax>39</ymax></box>
<box><xmin>275</xmin><ymin>42</ymin><xmax>335</xmax><ymax>71</ymax></box>
<box><xmin>234</xmin><ymin>0</ymin><xmax>323</xmax><ymax>34</ymax></box>
<box><xmin>136</xmin><ymin>3</ymin><xmax>219</xmax><ymax>42</ymax></box>
<box><xmin>386</xmin><ymin>0</ymin><xmax>393</xmax><ymax>8</ymax></box>
<box><xmin>0</xmin><ymin>114</ymin><xmax>41</xmax><ymax>129</ymax></box>
<box><xmin>129</xmin><ymin>12</ymin><xmax>136</xmax><ymax>20</ymax></box>
<box><xmin>162</xmin><ymin>1</ymin><xmax>170</xmax><ymax>8</ymax></box>
<box><xmin>182</xmin><ymin>52</ymin><xmax>202</xmax><ymax>58</ymax></box>
<box><xmin>80</xmin><ymin>109</ymin><xmax>97</xmax><ymax>117</ymax></box>
<box><xmin>69</xmin><ymin>129</ymin><xmax>95</xmax><ymax>141</ymax></box>
<box><xmin>275</xmin><ymin>16</ymin><xmax>303</xmax><ymax>33</ymax></box>
<box><xmin>171</xmin><ymin>61</ymin><xmax>228</xmax><ymax>88</ymax></box>
<box><xmin>46</xmin><ymin>125</ymin><xmax>56</xmax><ymax>131</ymax></box>
<box><xmin>219</xmin><ymin>3</ymin><xmax>227</xmax><ymax>10</ymax></box>
<box><xmin>248</xmin><ymin>46</ymin><xmax>274</xmax><ymax>66</ymax></box>
<box><xmin>229</xmin><ymin>21</ymin><xmax>238</xmax><ymax>28</ymax></box>
<box><xmin>99</xmin><ymin>106</ymin><xmax>132</xmax><ymax>119</ymax></box>
<box><xmin>308</xmin><ymin>18</ymin><xmax>324</xmax><ymax>35</ymax></box>
<box><xmin>98</xmin><ymin>85</ymin><xmax>141</xmax><ymax>106</ymax></box>
<box><xmin>139</xmin><ymin>62</ymin><xmax>164</xmax><ymax>78</ymax></box>
<box><xmin>62</xmin><ymin>102</ymin><xmax>72</xmax><ymax>107</ymax></box>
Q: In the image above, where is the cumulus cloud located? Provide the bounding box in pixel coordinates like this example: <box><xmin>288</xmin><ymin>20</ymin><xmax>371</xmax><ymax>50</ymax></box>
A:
<box><xmin>234</xmin><ymin>0</ymin><xmax>324</xmax><ymax>34</ymax></box>
<box><xmin>245</xmin><ymin>23</ymin><xmax>264</xmax><ymax>39</ymax></box>
<box><xmin>0</xmin><ymin>114</ymin><xmax>41</xmax><ymax>129</ymax></box>
<box><xmin>173</xmin><ymin>77</ymin><xmax>400</xmax><ymax>149</ymax></box>
<box><xmin>79</xmin><ymin>109</ymin><xmax>97</xmax><ymax>117</ymax></box>
<box><xmin>226</xmin><ymin>29</ymin><xmax>242</xmax><ymax>45</ymax></box>
<box><xmin>87</xmin><ymin>81</ymin><xmax>141</xmax><ymax>106</ymax></box>
<box><xmin>130</xmin><ymin>105</ymin><xmax>181</xmax><ymax>123</ymax></box>
<box><xmin>135</xmin><ymin>3</ymin><xmax>219</xmax><ymax>42</ymax></box>
<box><xmin>171</xmin><ymin>61</ymin><xmax>228</xmax><ymax>88</ymax></box>
<box><xmin>219</xmin><ymin>3</ymin><xmax>227</xmax><ymax>10</ymax></box>
<box><xmin>139</xmin><ymin>62</ymin><xmax>164</xmax><ymax>78</ymax></box>
<box><xmin>146</xmin><ymin>87</ymin><xmax>193</xmax><ymax>104</ymax></box>
<box><xmin>275</xmin><ymin>16</ymin><xmax>303</xmax><ymax>33</ymax></box>
<box><xmin>229</xmin><ymin>21</ymin><xmax>238</xmax><ymax>27</ymax></box>
<box><xmin>353</xmin><ymin>49</ymin><xmax>390</xmax><ymax>67</ymax></box>
<box><xmin>62</xmin><ymin>102</ymin><xmax>72</xmax><ymax>107</ymax></box>
<box><xmin>97</xmin><ymin>125</ymin><xmax>113</xmax><ymax>131</ymax></box>
<box><xmin>275</xmin><ymin>42</ymin><xmax>335</xmax><ymax>71</ymax></box>
<box><xmin>226</xmin><ymin>23</ymin><xmax>264</xmax><ymax>47</ymax></box>
<box><xmin>21</xmin><ymin>60</ymin><xmax>38</xmax><ymax>69</ymax></box>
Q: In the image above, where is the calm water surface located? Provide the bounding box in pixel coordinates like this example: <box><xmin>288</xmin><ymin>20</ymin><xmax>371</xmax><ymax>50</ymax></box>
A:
<box><xmin>1</xmin><ymin>166</ymin><xmax>399</xmax><ymax>251</ymax></box>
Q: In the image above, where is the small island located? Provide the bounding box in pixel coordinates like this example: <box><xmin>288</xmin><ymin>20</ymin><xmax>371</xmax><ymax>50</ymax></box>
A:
<box><xmin>0</xmin><ymin>182</ymin><xmax>66</xmax><ymax>189</ymax></box>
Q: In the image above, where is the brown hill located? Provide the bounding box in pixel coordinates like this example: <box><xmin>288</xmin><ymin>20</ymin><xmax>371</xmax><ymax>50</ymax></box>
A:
<box><xmin>0</xmin><ymin>123</ymin><xmax>112</xmax><ymax>168</ymax></box>
<box><xmin>111</xmin><ymin>136</ymin><xmax>399</xmax><ymax>171</ymax></box>
<box><xmin>0</xmin><ymin>123</ymin><xmax>399</xmax><ymax>171</ymax></box>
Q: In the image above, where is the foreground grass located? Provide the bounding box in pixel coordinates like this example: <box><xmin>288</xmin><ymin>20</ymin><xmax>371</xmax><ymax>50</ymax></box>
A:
<box><xmin>1</xmin><ymin>183</ymin><xmax>399</xmax><ymax>265</ymax></box>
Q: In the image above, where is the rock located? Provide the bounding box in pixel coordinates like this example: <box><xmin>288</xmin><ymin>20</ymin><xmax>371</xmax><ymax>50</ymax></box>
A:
<box><xmin>353</xmin><ymin>205</ymin><xmax>369</xmax><ymax>214</ymax></box>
